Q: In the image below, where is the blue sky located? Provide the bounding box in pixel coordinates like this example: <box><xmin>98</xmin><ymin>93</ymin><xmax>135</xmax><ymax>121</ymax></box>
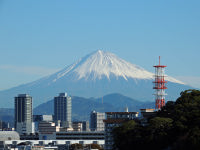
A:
<box><xmin>0</xmin><ymin>0</ymin><xmax>200</xmax><ymax>90</ymax></box>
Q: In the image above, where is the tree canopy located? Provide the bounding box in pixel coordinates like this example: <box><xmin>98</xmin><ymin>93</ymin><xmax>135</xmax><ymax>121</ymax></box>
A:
<box><xmin>113</xmin><ymin>89</ymin><xmax>200</xmax><ymax>150</ymax></box>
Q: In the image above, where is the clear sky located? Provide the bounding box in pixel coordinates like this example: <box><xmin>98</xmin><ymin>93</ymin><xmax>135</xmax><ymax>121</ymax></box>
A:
<box><xmin>0</xmin><ymin>0</ymin><xmax>200</xmax><ymax>90</ymax></box>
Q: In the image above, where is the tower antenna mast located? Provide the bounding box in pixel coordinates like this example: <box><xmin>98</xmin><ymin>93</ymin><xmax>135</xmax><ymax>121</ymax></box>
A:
<box><xmin>153</xmin><ymin>56</ymin><xmax>167</xmax><ymax>110</ymax></box>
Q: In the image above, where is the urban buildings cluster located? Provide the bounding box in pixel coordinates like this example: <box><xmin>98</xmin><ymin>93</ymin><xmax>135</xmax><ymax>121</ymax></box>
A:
<box><xmin>0</xmin><ymin>92</ymin><xmax>156</xmax><ymax>150</ymax></box>
<box><xmin>0</xmin><ymin>93</ymin><xmax>109</xmax><ymax>149</ymax></box>
<box><xmin>13</xmin><ymin>93</ymin><xmax>104</xmax><ymax>134</ymax></box>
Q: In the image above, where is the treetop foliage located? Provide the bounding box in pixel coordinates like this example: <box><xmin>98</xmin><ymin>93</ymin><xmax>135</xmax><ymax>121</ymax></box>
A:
<box><xmin>113</xmin><ymin>89</ymin><xmax>200</xmax><ymax>150</ymax></box>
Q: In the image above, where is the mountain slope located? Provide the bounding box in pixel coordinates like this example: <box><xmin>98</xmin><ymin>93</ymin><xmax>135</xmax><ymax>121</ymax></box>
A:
<box><xmin>33</xmin><ymin>93</ymin><xmax>154</xmax><ymax>121</ymax></box>
<box><xmin>0</xmin><ymin>50</ymin><xmax>191</xmax><ymax>108</ymax></box>
<box><xmin>40</xmin><ymin>50</ymin><xmax>184</xmax><ymax>83</ymax></box>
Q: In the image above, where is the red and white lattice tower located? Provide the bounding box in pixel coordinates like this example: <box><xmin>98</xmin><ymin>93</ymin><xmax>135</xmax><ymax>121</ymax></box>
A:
<box><xmin>153</xmin><ymin>56</ymin><xmax>167</xmax><ymax>110</ymax></box>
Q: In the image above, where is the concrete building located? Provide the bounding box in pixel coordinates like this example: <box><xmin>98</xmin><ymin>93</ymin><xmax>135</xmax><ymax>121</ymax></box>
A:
<box><xmin>72</xmin><ymin>122</ymin><xmax>82</xmax><ymax>131</ymax></box>
<box><xmin>90</xmin><ymin>111</ymin><xmax>105</xmax><ymax>131</ymax></box>
<box><xmin>82</xmin><ymin>121</ymin><xmax>90</xmax><ymax>131</ymax></box>
<box><xmin>39</xmin><ymin>131</ymin><xmax>105</xmax><ymax>141</ymax></box>
<box><xmin>33</xmin><ymin>115</ymin><xmax>53</xmax><ymax>132</ymax></box>
<box><xmin>54</xmin><ymin>93</ymin><xmax>72</xmax><ymax>128</ymax></box>
<box><xmin>38</xmin><ymin>121</ymin><xmax>60</xmax><ymax>139</ymax></box>
<box><xmin>33</xmin><ymin>115</ymin><xmax>53</xmax><ymax>122</ymax></box>
<box><xmin>0</xmin><ymin>131</ymin><xmax>20</xmax><ymax>141</ymax></box>
<box><xmin>72</xmin><ymin>121</ymin><xmax>90</xmax><ymax>131</ymax></box>
<box><xmin>15</xmin><ymin>94</ymin><xmax>34</xmax><ymax>135</ymax></box>
<box><xmin>56</xmin><ymin>131</ymin><xmax>104</xmax><ymax>140</ymax></box>
<box><xmin>38</xmin><ymin>121</ymin><xmax>61</xmax><ymax>140</ymax></box>
<box><xmin>104</xmin><ymin>111</ymin><xmax>139</xmax><ymax>150</ymax></box>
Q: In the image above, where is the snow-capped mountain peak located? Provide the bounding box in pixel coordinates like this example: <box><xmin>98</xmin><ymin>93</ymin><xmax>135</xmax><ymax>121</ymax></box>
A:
<box><xmin>73</xmin><ymin>50</ymin><xmax>153</xmax><ymax>80</ymax></box>
<box><xmin>52</xmin><ymin>50</ymin><xmax>184</xmax><ymax>84</ymax></box>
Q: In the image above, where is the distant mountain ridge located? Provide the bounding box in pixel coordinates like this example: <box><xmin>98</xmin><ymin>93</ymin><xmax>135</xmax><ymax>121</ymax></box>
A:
<box><xmin>0</xmin><ymin>50</ymin><xmax>190</xmax><ymax>107</ymax></box>
<box><xmin>0</xmin><ymin>93</ymin><xmax>154</xmax><ymax>126</ymax></box>
<box><xmin>34</xmin><ymin>93</ymin><xmax>154</xmax><ymax>121</ymax></box>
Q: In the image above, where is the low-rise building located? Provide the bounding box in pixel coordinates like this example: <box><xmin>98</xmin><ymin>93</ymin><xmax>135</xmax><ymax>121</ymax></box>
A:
<box><xmin>34</xmin><ymin>115</ymin><xmax>53</xmax><ymax>132</ymax></box>
<box><xmin>34</xmin><ymin>115</ymin><xmax>53</xmax><ymax>122</ymax></box>
<box><xmin>56</xmin><ymin>131</ymin><xmax>104</xmax><ymax>140</ymax></box>
<box><xmin>72</xmin><ymin>121</ymin><xmax>90</xmax><ymax>131</ymax></box>
<box><xmin>0</xmin><ymin>131</ymin><xmax>20</xmax><ymax>141</ymax></box>
<box><xmin>72</xmin><ymin>122</ymin><xmax>82</xmax><ymax>131</ymax></box>
<box><xmin>39</xmin><ymin>130</ymin><xmax>105</xmax><ymax>141</ymax></box>
<box><xmin>38</xmin><ymin>121</ymin><xmax>60</xmax><ymax>140</ymax></box>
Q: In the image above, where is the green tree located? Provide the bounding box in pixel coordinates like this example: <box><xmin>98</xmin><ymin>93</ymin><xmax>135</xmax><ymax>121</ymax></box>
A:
<box><xmin>147</xmin><ymin>117</ymin><xmax>173</xmax><ymax>149</ymax></box>
<box><xmin>113</xmin><ymin>90</ymin><xmax>200</xmax><ymax>150</ymax></box>
<box><xmin>112</xmin><ymin>120</ymin><xmax>138</xmax><ymax>150</ymax></box>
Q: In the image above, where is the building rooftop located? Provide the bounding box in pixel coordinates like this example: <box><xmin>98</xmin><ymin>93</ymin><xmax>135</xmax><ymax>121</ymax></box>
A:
<box><xmin>106</xmin><ymin>112</ymin><xmax>139</xmax><ymax>114</ymax></box>
<box><xmin>59</xmin><ymin>93</ymin><xmax>68</xmax><ymax>97</ymax></box>
<box><xmin>104</xmin><ymin>119</ymin><xmax>130</xmax><ymax>124</ymax></box>
<box><xmin>17</xmin><ymin>94</ymin><xmax>31</xmax><ymax>97</ymax></box>
<box><xmin>0</xmin><ymin>131</ymin><xmax>20</xmax><ymax>141</ymax></box>
<box><xmin>140</xmin><ymin>109</ymin><xmax>155</xmax><ymax>112</ymax></box>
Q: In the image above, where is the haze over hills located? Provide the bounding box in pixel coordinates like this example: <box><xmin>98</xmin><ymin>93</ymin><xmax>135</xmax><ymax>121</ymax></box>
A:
<box><xmin>0</xmin><ymin>50</ymin><xmax>191</xmax><ymax>108</ymax></box>
<box><xmin>34</xmin><ymin>93</ymin><xmax>154</xmax><ymax>121</ymax></box>
<box><xmin>0</xmin><ymin>93</ymin><xmax>153</xmax><ymax>125</ymax></box>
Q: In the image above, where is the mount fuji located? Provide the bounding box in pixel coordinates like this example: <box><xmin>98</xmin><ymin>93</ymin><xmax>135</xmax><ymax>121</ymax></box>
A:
<box><xmin>0</xmin><ymin>50</ymin><xmax>191</xmax><ymax>108</ymax></box>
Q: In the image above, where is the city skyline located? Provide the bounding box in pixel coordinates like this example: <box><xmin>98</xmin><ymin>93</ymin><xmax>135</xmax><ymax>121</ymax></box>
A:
<box><xmin>0</xmin><ymin>1</ymin><xmax>200</xmax><ymax>90</ymax></box>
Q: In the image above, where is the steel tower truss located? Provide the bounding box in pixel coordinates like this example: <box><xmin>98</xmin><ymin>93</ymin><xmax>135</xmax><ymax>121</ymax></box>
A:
<box><xmin>153</xmin><ymin>56</ymin><xmax>167</xmax><ymax>110</ymax></box>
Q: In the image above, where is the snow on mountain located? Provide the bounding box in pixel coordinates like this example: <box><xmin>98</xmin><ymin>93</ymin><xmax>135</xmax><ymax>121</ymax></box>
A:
<box><xmin>50</xmin><ymin>50</ymin><xmax>184</xmax><ymax>84</ymax></box>
<box><xmin>0</xmin><ymin>50</ymin><xmax>188</xmax><ymax>108</ymax></box>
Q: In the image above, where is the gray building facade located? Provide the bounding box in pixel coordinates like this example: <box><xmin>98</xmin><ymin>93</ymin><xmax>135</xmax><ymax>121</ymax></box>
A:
<box><xmin>33</xmin><ymin>115</ymin><xmax>53</xmax><ymax>132</ymax></box>
<box><xmin>54</xmin><ymin>93</ymin><xmax>72</xmax><ymax>128</ymax></box>
<box><xmin>90</xmin><ymin>111</ymin><xmax>105</xmax><ymax>131</ymax></box>
<box><xmin>15</xmin><ymin>94</ymin><xmax>34</xmax><ymax>135</ymax></box>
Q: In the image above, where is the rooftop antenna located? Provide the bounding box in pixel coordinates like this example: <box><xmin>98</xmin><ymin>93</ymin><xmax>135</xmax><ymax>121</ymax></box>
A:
<box><xmin>124</xmin><ymin>105</ymin><xmax>128</xmax><ymax>112</ymax></box>
<box><xmin>159</xmin><ymin>56</ymin><xmax>161</xmax><ymax>66</ymax></box>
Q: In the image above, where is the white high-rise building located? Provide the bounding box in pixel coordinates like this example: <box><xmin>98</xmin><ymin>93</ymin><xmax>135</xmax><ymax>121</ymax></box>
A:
<box><xmin>15</xmin><ymin>94</ymin><xmax>34</xmax><ymax>135</ymax></box>
<box><xmin>54</xmin><ymin>93</ymin><xmax>72</xmax><ymax>128</ymax></box>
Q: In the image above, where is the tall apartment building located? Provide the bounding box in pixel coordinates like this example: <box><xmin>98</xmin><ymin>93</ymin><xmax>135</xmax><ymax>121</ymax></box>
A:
<box><xmin>104</xmin><ymin>111</ymin><xmax>139</xmax><ymax>150</ymax></box>
<box><xmin>54</xmin><ymin>93</ymin><xmax>72</xmax><ymax>128</ymax></box>
<box><xmin>15</xmin><ymin>94</ymin><xmax>34</xmax><ymax>135</ymax></box>
<box><xmin>90</xmin><ymin>111</ymin><xmax>105</xmax><ymax>131</ymax></box>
